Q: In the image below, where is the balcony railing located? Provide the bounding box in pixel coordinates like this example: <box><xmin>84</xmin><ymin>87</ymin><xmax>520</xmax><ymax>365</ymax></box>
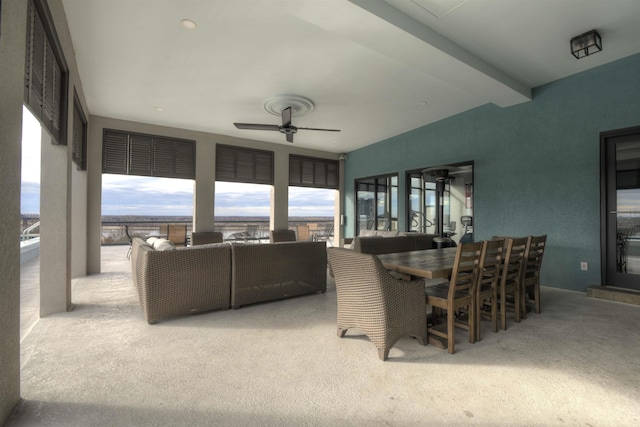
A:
<box><xmin>101</xmin><ymin>218</ymin><xmax>334</xmax><ymax>245</ymax></box>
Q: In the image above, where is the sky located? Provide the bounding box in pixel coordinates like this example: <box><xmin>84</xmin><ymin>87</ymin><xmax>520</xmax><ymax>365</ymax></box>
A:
<box><xmin>20</xmin><ymin>107</ymin><xmax>335</xmax><ymax>217</ymax></box>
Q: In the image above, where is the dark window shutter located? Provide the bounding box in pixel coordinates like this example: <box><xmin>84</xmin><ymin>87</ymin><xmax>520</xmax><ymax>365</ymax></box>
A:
<box><xmin>26</xmin><ymin>5</ymin><xmax>45</xmax><ymax>118</ymax></box>
<box><xmin>103</xmin><ymin>130</ymin><xmax>128</xmax><ymax>174</ymax></box>
<box><xmin>215</xmin><ymin>144</ymin><xmax>274</xmax><ymax>185</ymax></box>
<box><xmin>24</xmin><ymin>0</ymin><xmax>67</xmax><ymax>145</ymax></box>
<box><xmin>289</xmin><ymin>155</ymin><xmax>338</xmax><ymax>189</ymax></box>
<box><xmin>129</xmin><ymin>135</ymin><xmax>153</xmax><ymax>176</ymax></box>
<box><xmin>152</xmin><ymin>137</ymin><xmax>174</xmax><ymax>176</ymax></box>
<box><xmin>102</xmin><ymin>129</ymin><xmax>195</xmax><ymax>179</ymax></box>
<box><xmin>72</xmin><ymin>94</ymin><xmax>87</xmax><ymax>170</ymax></box>
<box><xmin>174</xmin><ymin>140</ymin><xmax>196</xmax><ymax>179</ymax></box>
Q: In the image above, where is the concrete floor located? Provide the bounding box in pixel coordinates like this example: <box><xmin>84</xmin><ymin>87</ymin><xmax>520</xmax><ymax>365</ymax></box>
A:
<box><xmin>7</xmin><ymin>245</ymin><xmax>640</xmax><ymax>426</ymax></box>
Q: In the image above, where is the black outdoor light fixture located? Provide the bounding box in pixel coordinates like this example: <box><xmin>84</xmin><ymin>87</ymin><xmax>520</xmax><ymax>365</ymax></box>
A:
<box><xmin>571</xmin><ymin>30</ymin><xmax>602</xmax><ymax>59</ymax></box>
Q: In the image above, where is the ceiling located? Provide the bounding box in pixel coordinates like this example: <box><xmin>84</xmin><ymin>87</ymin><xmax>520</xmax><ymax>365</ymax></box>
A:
<box><xmin>61</xmin><ymin>0</ymin><xmax>640</xmax><ymax>154</ymax></box>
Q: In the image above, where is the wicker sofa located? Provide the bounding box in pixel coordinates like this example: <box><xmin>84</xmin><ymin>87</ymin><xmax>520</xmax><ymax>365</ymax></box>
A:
<box><xmin>131</xmin><ymin>238</ymin><xmax>327</xmax><ymax>323</ymax></box>
<box><xmin>230</xmin><ymin>241</ymin><xmax>327</xmax><ymax>308</ymax></box>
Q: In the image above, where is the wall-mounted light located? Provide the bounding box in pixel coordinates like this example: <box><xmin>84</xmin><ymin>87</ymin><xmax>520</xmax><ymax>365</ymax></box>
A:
<box><xmin>571</xmin><ymin>30</ymin><xmax>602</xmax><ymax>59</ymax></box>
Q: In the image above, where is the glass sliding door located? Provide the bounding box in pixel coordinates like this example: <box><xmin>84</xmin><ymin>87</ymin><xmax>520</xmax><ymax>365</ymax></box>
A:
<box><xmin>602</xmin><ymin>127</ymin><xmax>640</xmax><ymax>289</ymax></box>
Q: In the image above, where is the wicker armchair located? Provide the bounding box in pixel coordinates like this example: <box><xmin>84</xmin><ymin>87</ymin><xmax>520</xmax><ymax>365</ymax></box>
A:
<box><xmin>327</xmin><ymin>247</ymin><xmax>427</xmax><ymax>361</ymax></box>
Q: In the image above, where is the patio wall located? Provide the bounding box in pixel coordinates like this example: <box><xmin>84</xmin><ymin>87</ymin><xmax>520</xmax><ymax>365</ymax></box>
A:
<box><xmin>344</xmin><ymin>52</ymin><xmax>640</xmax><ymax>293</ymax></box>
<box><xmin>0</xmin><ymin>1</ymin><xmax>28</xmax><ymax>423</ymax></box>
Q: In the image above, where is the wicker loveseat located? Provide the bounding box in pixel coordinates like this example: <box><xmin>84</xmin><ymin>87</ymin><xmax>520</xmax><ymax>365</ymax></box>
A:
<box><xmin>131</xmin><ymin>238</ymin><xmax>327</xmax><ymax>323</ymax></box>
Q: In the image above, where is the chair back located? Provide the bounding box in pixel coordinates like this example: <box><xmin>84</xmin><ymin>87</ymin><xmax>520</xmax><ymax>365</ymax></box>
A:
<box><xmin>501</xmin><ymin>237</ymin><xmax>528</xmax><ymax>289</ymax></box>
<box><xmin>270</xmin><ymin>229</ymin><xmax>296</xmax><ymax>243</ymax></box>
<box><xmin>328</xmin><ymin>248</ymin><xmax>387</xmax><ymax>302</ymax></box>
<box><xmin>191</xmin><ymin>231</ymin><xmax>223</xmax><ymax>245</ymax></box>
<box><xmin>296</xmin><ymin>224</ymin><xmax>311</xmax><ymax>241</ymax></box>
<box><xmin>523</xmin><ymin>235</ymin><xmax>547</xmax><ymax>283</ymax></box>
<box><xmin>167</xmin><ymin>224</ymin><xmax>188</xmax><ymax>246</ymax></box>
<box><xmin>448</xmin><ymin>241</ymin><xmax>483</xmax><ymax>300</ymax></box>
<box><xmin>478</xmin><ymin>239</ymin><xmax>504</xmax><ymax>292</ymax></box>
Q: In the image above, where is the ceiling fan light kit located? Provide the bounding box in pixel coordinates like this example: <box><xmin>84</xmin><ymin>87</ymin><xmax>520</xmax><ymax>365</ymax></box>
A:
<box><xmin>234</xmin><ymin>95</ymin><xmax>340</xmax><ymax>143</ymax></box>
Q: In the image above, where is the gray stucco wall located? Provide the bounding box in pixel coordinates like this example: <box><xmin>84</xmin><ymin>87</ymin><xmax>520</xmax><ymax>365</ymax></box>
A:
<box><xmin>0</xmin><ymin>1</ymin><xmax>29</xmax><ymax>423</ymax></box>
<box><xmin>344</xmin><ymin>52</ymin><xmax>640</xmax><ymax>293</ymax></box>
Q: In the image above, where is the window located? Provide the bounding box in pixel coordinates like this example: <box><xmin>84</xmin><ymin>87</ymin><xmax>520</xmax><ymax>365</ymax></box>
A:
<box><xmin>24</xmin><ymin>0</ymin><xmax>68</xmax><ymax>145</ymax></box>
<box><xmin>72</xmin><ymin>91</ymin><xmax>87</xmax><ymax>170</ymax></box>
<box><xmin>102</xmin><ymin>129</ymin><xmax>195</xmax><ymax>179</ymax></box>
<box><xmin>215</xmin><ymin>144</ymin><xmax>273</xmax><ymax>185</ymax></box>
<box><xmin>355</xmin><ymin>174</ymin><xmax>398</xmax><ymax>234</ymax></box>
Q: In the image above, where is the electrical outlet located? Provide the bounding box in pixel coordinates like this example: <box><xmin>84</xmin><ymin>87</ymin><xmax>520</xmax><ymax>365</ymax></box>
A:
<box><xmin>580</xmin><ymin>262</ymin><xmax>588</xmax><ymax>271</ymax></box>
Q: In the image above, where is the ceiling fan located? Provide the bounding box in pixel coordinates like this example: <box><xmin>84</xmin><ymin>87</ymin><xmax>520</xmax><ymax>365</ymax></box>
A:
<box><xmin>234</xmin><ymin>107</ymin><xmax>340</xmax><ymax>143</ymax></box>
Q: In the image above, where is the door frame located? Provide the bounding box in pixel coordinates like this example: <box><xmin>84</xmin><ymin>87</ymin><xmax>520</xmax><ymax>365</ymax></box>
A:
<box><xmin>600</xmin><ymin>125</ymin><xmax>640</xmax><ymax>288</ymax></box>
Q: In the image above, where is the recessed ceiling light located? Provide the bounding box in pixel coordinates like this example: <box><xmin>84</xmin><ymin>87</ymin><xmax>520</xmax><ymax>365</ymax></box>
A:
<box><xmin>154</xmin><ymin>107</ymin><xmax>165</xmax><ymax>112</ymax></box>
<box><xmin>180</xmin><ymin>19</ymin><xmax>197</xmax><ymax>30</ymax></box>
<box><xmin>418</xmin><ymin>101</ymin><xmax>428</xmax><ymax>108</ymax></box>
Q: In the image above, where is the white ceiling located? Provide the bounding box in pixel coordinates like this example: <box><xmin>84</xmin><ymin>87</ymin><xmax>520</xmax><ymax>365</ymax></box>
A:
<box><xmin>61</xmin><ymin>0</ymin><xmax>640</xmax><ymax>153</ymax></box>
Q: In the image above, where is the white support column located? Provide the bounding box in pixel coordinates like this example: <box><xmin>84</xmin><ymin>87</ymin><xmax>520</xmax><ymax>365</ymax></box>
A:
<box><xmin>39</xmin><ymin>130</ymin><xmax>71</xmax><ymax>316</ymax></box>
<box><xmin>271</xmin><ymin>151</ymin><xmax>289</xmax><ymax>231</ymax></box>
<box><xmin>194</xmin><ymin>141</ymin><xmax>215</xmax><ymax>232</ymax></box>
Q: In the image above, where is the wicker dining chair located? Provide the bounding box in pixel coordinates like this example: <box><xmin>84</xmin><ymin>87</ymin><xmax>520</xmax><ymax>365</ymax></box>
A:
<box><xmin>521</xmin><ymin>235</ymin><xmax>547</xmax><ymax>318</ymax></box>
<box><xmin>476</xmin><ymin>239</ymin><xmax>504</xmax><ymax>341</ymax></box>
<box><xmin>425</xmin><ymin>241</ymin><xmax>482</xmax><ymax>354</ymax></box>
<box><xmin>327</xmin><ymin>247</ymin><xmax>427</xmax><ymax>361</ymax></box>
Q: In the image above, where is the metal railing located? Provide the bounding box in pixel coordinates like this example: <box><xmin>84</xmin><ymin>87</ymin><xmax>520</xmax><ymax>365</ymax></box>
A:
<box><xmin>101</xmin><ymin>218</ymin><xmax>334</xmax><ymax>245</ymax></box>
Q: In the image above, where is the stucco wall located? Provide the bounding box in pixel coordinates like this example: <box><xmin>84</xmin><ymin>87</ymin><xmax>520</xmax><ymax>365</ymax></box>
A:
<box><xmin>0</xmin><ymin>1</ymin><xmax>29</xmax><ymax>423</ymax></box>
<box><xmin>344</xmin><ymin>52</ymin><xmax>640</xmax><ymax>293</ymax></box>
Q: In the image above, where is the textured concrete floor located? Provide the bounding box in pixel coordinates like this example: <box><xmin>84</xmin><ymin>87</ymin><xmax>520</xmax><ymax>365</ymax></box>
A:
<box><xmin>7</xmin><ymin>246</ymin><xmax>640</xmax><ymax>426</ymax></box>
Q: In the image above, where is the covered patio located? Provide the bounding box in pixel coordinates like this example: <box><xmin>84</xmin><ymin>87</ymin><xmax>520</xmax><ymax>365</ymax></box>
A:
<box><xmin>6</xmin><ymin>246</ymin><xmax>640</xmax><ymax>426</ymax></box>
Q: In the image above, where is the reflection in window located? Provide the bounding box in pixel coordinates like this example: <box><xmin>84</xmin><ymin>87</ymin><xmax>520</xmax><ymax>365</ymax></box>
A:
<box><xmin>407</xmin><ymin>163</ymin><xmax>473</xmax><ymax>244</ymax></box>
<box><xmin>355</xmin><ymin>175</ymin><xmax>398</xmax><ymax>234</ymax></box>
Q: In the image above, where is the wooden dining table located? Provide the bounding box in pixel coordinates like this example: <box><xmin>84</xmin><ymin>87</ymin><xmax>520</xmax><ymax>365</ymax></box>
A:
<box><xmin>376</xmin><ymin>246</ymin><xmax>459</xmax><ymax>281</ymax></box>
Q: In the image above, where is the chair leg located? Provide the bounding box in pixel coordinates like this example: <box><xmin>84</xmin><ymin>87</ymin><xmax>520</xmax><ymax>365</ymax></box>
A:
<box><xmin>514</xmin><ymin>286</ymin><xmax>521</xmax><ymax>323</ymax></box>
<box><xmin>475</xmin><ymin>293</ymin><xmax>482</xmax><ymax>342</ymax></box>
<box><xmin>534</xmin><ymin>283</ymin><xmax>541</xmax><ymax>314</ymax></box>
<box><xmin>491</xmin><ymin>290</ymin><xmax>498</xmax><ymax>333</ymax></box>
<box><xmin>337</xmin><ymin>328</ymin><xmax>347</xmax><ymax>338</ymax></box>
<box><xmin>500</xmin><ymin>290</ymin><xmax>507</xmax><ymax>330</ymax></box>
<box><xmin>468</xmin><ymin>303</ymin><xmax>476</xmax><ymax>344</ymax></box>
<box><xmin>378</xmin><ymin>348</ymin><xmax>390</xmax><ymax>361</ymax></box>
<box><xmin>447</xmin><ymin>309</ymin><xmax>456</xmax><ymax>354</ymax></box>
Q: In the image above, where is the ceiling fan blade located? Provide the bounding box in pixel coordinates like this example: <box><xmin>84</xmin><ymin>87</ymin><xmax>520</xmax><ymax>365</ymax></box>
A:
<box><xmin>234</xmin><ymin>123</ymin><xmax>280</xmax><ymax>131</ymax></box>
<box><xmin>282</xmin><ymin>107</ymin><xmax>292</xmax><ymax>127</ymax></box>
<box><xmin>296</xmin><ymin>127</ymin><xmax>341</xmax><ymax>132</ymax></box>
<box><xmin>286</xmin><ymin>132</ymin><xmax>294</xmax><ymax>143</ymax></box>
